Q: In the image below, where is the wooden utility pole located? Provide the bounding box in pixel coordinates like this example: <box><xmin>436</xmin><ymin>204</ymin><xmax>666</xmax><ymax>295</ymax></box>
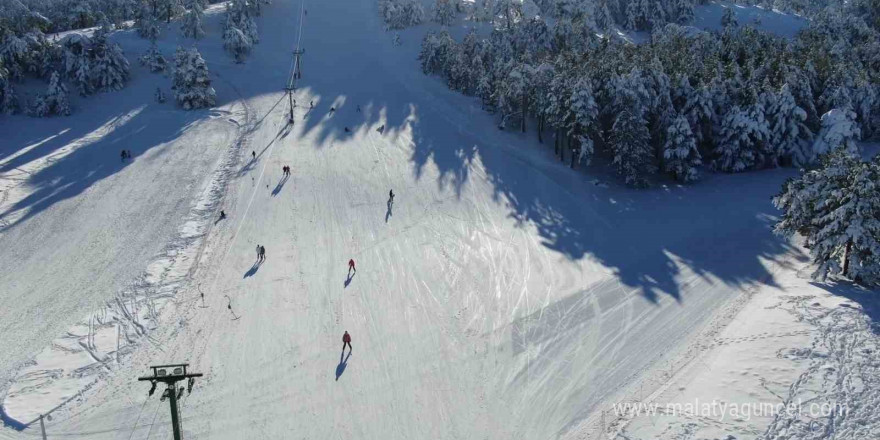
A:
<box><xmin>285</xmin><ymin>49</ymin><xmax>305</xmax><ymax>124</ymax></box>
<box><xmin>138</xmin><ymin>364</ymin><xmax>202</xmax><ymax>440</ymax></box>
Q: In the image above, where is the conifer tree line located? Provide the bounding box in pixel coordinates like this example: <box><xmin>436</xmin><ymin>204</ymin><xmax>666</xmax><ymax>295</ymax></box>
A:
<box><xmin>774</xmin><ymin>150</ymin><xmax>880</xmax><ymax>286</ymax></box>
<box><xmin>0</xmin><ymin>21</ymin><xmax>130</xmax><ymax>116</ymax></box>
<box><xmin>417</xmin><ymin>2</ymin><xmax>880</xmax><ymax>186</ymax></box>
<box><xmin>0</xmin><ymin>0</ymin><xmax>266</xmax><ymax>115</ymax></box>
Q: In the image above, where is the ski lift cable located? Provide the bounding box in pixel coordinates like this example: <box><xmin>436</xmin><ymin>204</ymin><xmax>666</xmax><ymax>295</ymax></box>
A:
<box><xmin>285</xmin><ymin>0</ymin><xmax>306</xmax><ymax>90</ymax></box>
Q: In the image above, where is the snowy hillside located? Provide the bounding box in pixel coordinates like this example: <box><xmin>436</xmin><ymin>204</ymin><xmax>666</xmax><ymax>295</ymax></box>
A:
<box><xmin>1</xmin><ymin>0</ymin><xmax>878</xmax><ymax>439</ymax></box>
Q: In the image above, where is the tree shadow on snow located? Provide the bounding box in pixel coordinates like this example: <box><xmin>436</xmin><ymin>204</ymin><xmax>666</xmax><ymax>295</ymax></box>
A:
<box><xmin>810</xmin><ymin>281</ymin><xmax>880</xmax><ymax>334</ymax></box>
<box><xmin>0</xmin><ymin>82</ymin><xmax>216</xmax><ymax>235</ymax></box>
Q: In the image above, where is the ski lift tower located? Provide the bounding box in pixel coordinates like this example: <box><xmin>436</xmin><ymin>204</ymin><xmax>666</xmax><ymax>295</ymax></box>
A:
<box><xmin>138</xmin><ymin>363</ymin><xmax>203</xmax><ymax>440</ymax></box>
<box><xmin>285</xmin><ymin>49</ymin><xmax>305</xmax><ymax>124</ymax></box>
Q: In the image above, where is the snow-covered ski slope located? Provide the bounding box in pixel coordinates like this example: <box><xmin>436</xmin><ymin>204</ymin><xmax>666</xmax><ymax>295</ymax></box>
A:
<box><xmin>0</xmin><ymin>5</ymin><xmax>243</xmax><ymax>416</ymax></box>
<box><xmin>0</xmin><ymin>0</ymin><xmax>814</xmax><ymax>439</ymax></box>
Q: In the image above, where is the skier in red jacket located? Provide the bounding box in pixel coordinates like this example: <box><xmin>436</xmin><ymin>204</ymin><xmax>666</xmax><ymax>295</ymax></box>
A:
<box><xmin>342</xmin><ymin>331</ymin><xmax>352</xmax><ymax>352</ymax></box>
<box><xmin>348</xmin><ymin>259</ymin><xmax>356</xmax><ymax>275</ymax></box>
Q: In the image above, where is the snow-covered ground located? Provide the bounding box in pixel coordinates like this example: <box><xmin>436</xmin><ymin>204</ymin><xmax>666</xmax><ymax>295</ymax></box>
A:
<box><xmin>617</xmin><ymin>254</ymin><xmax>880</xmax><ymax>439</ymax></box>
<box><xmin>692</xmin><ymin>1</ymin><xmax>808</xmax><ymax>38</ymax></box>
<box><xmin>0</xmin><ymin>4</ymin><xmax>243</xmax><ymax>422</ymax></box>
<box><xmin>0</xmin><ymin>0</ymin><xmax>874</xmax><ymax>439</ymax></box>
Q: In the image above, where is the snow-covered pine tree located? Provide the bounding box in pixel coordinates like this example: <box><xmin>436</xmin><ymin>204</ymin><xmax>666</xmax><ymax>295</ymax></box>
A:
<box><xmin>852</xmin><ymin>81</ymin><xmax>878</xmax><ymax>139</ymax></box>
<box><xmin>766</xmin><ymin>84</ymin><xmax>813</xmax><ymax>167</ymax></box>
<box><xmin>721</xmin><ymin>8</ymin><xmax>737</xmax><ymax>28</ymax></box>
<box><xmin>378</xmin><ymin>0</ymin><xmax>425</xmax><ymax>30</ymax></box>
<box><xmin>223</xmin><ymin>24</ymin><xmax>252</xmax><ymax>63</ymax></box>
<box><xmin>812</xmin><ymin>107</ymin><xmax>861</xmax><ymax>163</ymax></box>
<box><xmin>30</xmin><ymin>71</ymin><xmax>71</xmax><ymax>116</ymax></box>
<box><xmin>568</xmin><ymin>76</ymin><xmax>598</xmax><ymax>167</ymax></box>
<box><xmin>60</xmin><ymin>33</ymin><xmax>91</xmax><ymax>96</ymax></box>
<box><xmin>0</xmin><ymin>61</ymin><xmax>18</xmax><ymax>114</ymax></box>
<box><xmin>783</xmin><ymin>65</ymin><xmax>819</xmax><ymax>130</ymax></box>
<box><xmin>774</xmin><ymin>150</ymin><xmax>880</xmax><ymax>286</ymax></box>
<box><xmin>663</xmin><ymin>113</ymin><xmax>701</xmax><ymax>182</ymax></box>
<box><xmin>432</xmin><ymin>0</ymin><xmax>456</xmax><ymax>26</ymax></box>
<box><xmin>594</xmin><ymin>0</ymin><xmax>612</xmax><ymax>31</ymax></box>
<box><xmin>545</xmin><ymin>63</ymin><xmax>573</xmax><ymax>157</ymax></box>
<box><xmin>140</xmin><ymin>43</ymin><xmax>167</xmax><ymax>72</ymax></box>
<box><xmin>683</xmin><ymin>85</ymin><xmax>715</xmax><ymax>149</ymax></box>
<box><xmin>671</xmin><ymin>0</ymin><xmax>694</xmax><ymax>24</ymax></box>
<box><xmin>181</xmin><ymin>1</ymin><xmax>206</xmax><ymax>39</ymax></box>
<box><xmin>713</xmin><ymin>104</ymin><xmax>769</xmax><ymax>172</ymax></box>
<box><xmin>73</xmin><ymin>55</ymin><xmax>91</xmax><ymax>96</ymax></box>
<box><xmin>671</xmin><ymin>74</ymin><xmax>692</xmax><ymax>113</ymax></box>
<box><xmin>418</xmin><ymin>30</ymin><xmax>456</xmax><ymax>76</ymax></box>
<box><xmin>172</xmin><ymin>47</ymin><xmax>215</xmax><ymax>109</ymax></box>
<box><xmin>226</xmin><ymin>0</ymin><xmax>259</xmax><ymax>44</ymax></box>
<box><xmin>136</xmin><ymin>2</ymin><xmax>160</xmax><ymax>41</ymax></box>
<box><xmin>90</xmin><ymin>32</ymin><xmax>130</xmax><ymax>92</ymax></box>
<box><xmin>496</xmin><ymin>61</ymin><xmax>533</xmax><ymax>133</ymax></box>
<box><xmin>610</xmin><ymin>96</ymin><xmax>655</xmax><ymax>187</ymax></box>
<box><xmin>493</xmin><ymin>0</ymin><xmax>523</xmax><ymax>30</ymax></box>
<box><xmin>156</xmin><ymin>0</ymin><xmax>184</xmax><ymax>23</ymax></box>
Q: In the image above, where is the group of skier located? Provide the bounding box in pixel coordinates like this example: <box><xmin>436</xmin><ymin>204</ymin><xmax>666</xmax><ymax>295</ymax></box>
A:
<box><xmin>218</xmin><ymin>100</ymin><xmax>405</xmax><ymax>368</ymax></box>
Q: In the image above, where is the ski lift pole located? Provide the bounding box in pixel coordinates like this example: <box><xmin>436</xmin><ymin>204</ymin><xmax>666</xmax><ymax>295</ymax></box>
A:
<box><xmin>138</xmin><ymin>364</ymin><xmax>203</xmax><ymax>440</ymax></box>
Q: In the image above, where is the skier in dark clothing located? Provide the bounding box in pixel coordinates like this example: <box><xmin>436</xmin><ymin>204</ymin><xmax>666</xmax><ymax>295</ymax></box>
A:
<box><xmin>310</xmin><ymin>100</ymin><xmax>313</xmax><ymax>108</ymax></box>
<box><xmin>252</xmin><ymin>151</ymin><xmax>256</xmax><ymax>160</ymax></box>
<box><xmin>330</xmin><ymin>106</ymin><xmax>335</xmax><ymax>114</ymax></box>
<box><xmin>344</xmin><ymin>127</ymin><xmax>350</xmax><ymax>133</ymax></box>
<box><xmin>348</xmin><ymin>259</ymin><xmax>356</xmax><ymax>276</ymax></box>
<box><xmin>121</xmin><ymin>150</ymin><xmax>127</xmax><ymax>161</ymax></box>
<box><xmin>342</xmin><ymin>331</ymin><xmax>352</xmax><ymax>352</ymax></box>
<box><xmin>389</xmin><ymin>189</ymin><xmax>394</xmax><ymax>203</ymax></box>
<box><xmin>260</xmin><ymin>245</ymin><xmax>266</xmax><ymax>261</ymax></box>
<box><xmin>219</xmin><ymin>210</ymin><xmax>226</xmax><ymax>220</ymax></box>
<box><xmin>256</xmin><ymin>244</ymin><xmax>262</xmax><ymax>262</ymax></box>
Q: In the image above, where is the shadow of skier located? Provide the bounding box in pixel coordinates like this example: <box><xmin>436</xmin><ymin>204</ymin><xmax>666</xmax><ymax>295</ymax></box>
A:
<box><xmin>271</xmin><ymin>174</ymin><xmax>289</xmax><ymax>196</ymax></box>
<box><xmin>243</xmin><ymin>261</ymin><xmax>262</xmax><ymax>278</ymax></box>
<box><xmin>335</xmin><ymin>351</ymin><xmax>351</xmax><ymax>381</ymax></box>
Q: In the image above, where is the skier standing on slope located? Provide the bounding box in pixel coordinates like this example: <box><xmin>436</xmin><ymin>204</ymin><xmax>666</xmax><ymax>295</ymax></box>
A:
<box><xmin>342</xmin><ymin>331</ymin><xmax>352</xmax><ymax>352</ymax></box>
<box><xmin>256</xmin><ymin>244</ymin><xmax>262</xmax><ymax>262</ymax></box>
<box><xmin>348</xmin><ymin>259</ymin><xmax>356</xmax><ymax>276</ymax></box>
<box><xmin>389</xmin><ymin>189</ymin><xmax>394</xmax><ymax>204</ymax></box>
<box><xmin>260</xmin><ymin>245</ymin><xmax>266</xmax><ymax>261</ymax></box>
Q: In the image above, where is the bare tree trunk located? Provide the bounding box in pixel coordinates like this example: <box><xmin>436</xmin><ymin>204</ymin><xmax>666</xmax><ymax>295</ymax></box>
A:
<box><xmin>843</xmin><ymin>239</ymin><xmax>852</xmax><ymax>276</ymax></box>
<box><xmin>560</xmin><ymin>135</ymin><xmax>566</xmax><ymax>163</ymax></box>
<box><xmin>537</xmin><ymin>116</ymin><xmax>543</xmax><ymax>144</ymax></box>
<box><xmin>554</xmin><ymin>130</ymin><xmax>559</xmax><ymax>156</ymax></box>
